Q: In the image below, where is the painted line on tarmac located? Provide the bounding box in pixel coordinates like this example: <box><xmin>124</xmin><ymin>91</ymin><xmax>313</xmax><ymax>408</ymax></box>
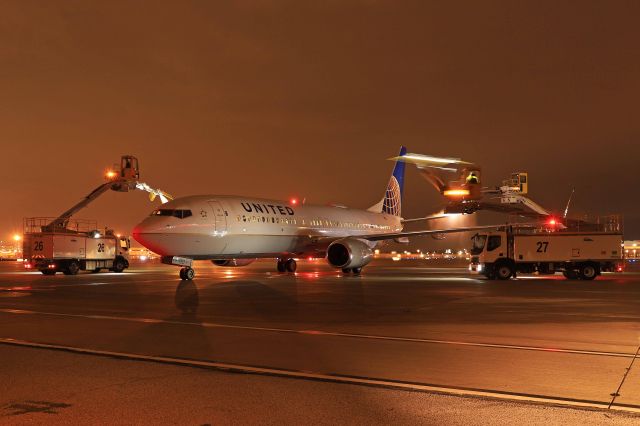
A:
<box><xmin>0</xmin><ymin>308</ymin><xmax>636</xmax><ymax>359</ymax></box>
<box><xmin>0</xmin><ymin>280</ymin><xmax>174</xmax><ymax>291</ymax></box>
<box><xmin>0</xmin><ymin>337</ymin><xmax>639</xmax><ymax>414</ymax></box>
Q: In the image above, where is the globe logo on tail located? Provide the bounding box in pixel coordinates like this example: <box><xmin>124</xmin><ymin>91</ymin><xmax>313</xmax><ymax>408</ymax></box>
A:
<box><xmin>382</xmin><ymin>176</ymin><xmax>401</xmax><ymax>217</ymax></box>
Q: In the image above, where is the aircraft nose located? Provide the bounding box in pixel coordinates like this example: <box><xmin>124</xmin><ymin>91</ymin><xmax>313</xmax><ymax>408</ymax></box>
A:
<box><xmin>132</xmin><ymin>218</ymin><xmax>168</xmax><ymax>255</ymax></box>
<box><xmin>132</xmin><ymin>222</ymin><xmax>145</xmax><ymax>244</ymax></box>
<box><xmin>132</xmin><ymin>220</ymin><xmax>151</xmax><ymax>246</ymax></box>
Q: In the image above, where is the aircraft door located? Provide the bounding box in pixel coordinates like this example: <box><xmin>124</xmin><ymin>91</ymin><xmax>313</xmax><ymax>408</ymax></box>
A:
<box><xmin>208</xmin><ymin>201</ymin><xmax>227</xmax><ymax>233</ymax></box>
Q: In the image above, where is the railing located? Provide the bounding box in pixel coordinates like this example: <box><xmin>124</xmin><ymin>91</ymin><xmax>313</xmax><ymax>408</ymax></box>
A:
<box><xmin>564</xmin><ymin>214</ymin><xmax>623</xmax><ymax>233</ymax></box>
<box><xmin>24</xmin><ymin>217</ymin><xmax>98</xmax><ymax>234</ymax></box>
<box><xmin>512</xmin><ymin>214</ymin><xmax>623</xmax><ymax>235</ymax></box>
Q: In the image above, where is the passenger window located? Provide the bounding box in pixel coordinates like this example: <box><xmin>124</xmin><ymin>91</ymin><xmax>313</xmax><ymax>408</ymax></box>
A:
<box><xmin>487</xmin><ymin>235</ymin><xmax>502</xmax><ymax>252</ymax></box>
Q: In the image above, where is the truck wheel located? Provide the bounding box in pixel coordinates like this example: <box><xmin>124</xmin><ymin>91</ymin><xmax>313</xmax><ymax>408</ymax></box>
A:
<box><xmin>64</xmin><ymin>261</ymin><xmax>80</xmax><ymax>276</ymax></box>
<box><xmin>285</xmin><ymin>258</ymin><xmax>297</xmax><ymax>273</ymax></box>
<box><xmin>495</xmin><ymin>263</ymin><xmax>513</xmax><ymax>280</ymax></box>
<box><xmin>579</xmin><ymin>264</ymin><xmax>598</xmax><ymax>281</ymax></box>
<box><xmin>113</xmin><ymin>258</ymin><xmax>126</xmax><ymax>273</ymax></box>
<box><xmin>563</xmin><ymin>270</ymin><xmax>578</xmax><ymax>280</ymax></box>
<box><xmin>91</xmin><ymin>268</ymin><xmax>101</xmax><ymax>274</ymax></box>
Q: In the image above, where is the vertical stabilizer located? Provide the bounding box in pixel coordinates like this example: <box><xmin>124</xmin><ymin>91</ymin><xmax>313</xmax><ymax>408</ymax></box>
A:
<box><xmin>368</xmin><ymin>146</ymin><xmax>406</xmax><ymax>217</ymax></box>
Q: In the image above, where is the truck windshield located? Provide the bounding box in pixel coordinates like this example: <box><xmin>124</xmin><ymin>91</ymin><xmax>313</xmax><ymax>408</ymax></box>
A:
<box><xmin>470</xmin><ymin>234</ymin><xmax>487</xmax><ymax>255</ymax></box>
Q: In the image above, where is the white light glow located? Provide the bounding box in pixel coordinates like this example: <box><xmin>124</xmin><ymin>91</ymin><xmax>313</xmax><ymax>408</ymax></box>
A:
<box><xmin>401</xmin><ymin>154</ymin><xmax>464</xmax><ymax>165</ymax></box>
<box><xmin>443</xmin><ymin>189</ymin><xmax>470</xmax><ymax>197</ymax></box>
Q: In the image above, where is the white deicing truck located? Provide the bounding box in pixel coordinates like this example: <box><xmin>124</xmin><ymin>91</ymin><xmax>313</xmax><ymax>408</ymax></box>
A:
<box><xmin>23</xmin><ymin>218</ymin><xmax>130</xmax><ymax>275</ymax></box>
<box><xmin>469</xmin><ymin>218</ymin><xmax>623</xmax><ymax>280</ymax></box>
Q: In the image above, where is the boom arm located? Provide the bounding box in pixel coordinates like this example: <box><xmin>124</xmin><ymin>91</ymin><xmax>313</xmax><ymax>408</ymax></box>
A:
<box><xmin>44</xmin><ymin>155</ymin><xmax>172</xmax><ymax>231</ymax></box>
<box><xmin>45</xmin><ymin>180</ymin><xmax>129</xmax><ymax>230</ymax></box>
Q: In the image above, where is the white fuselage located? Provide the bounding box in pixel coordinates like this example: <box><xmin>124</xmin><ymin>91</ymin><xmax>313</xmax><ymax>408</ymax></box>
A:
<box><xmin>133</xmin><ymin>195</ymin><xmax>403</xmax><ymax>259</ymax></box>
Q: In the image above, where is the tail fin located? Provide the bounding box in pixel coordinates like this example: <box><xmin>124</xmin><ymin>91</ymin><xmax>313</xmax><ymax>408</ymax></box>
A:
<box><xmin>368</xmin><ymin>146</ymin><xmax>406</xmax><ymax>217</ymax></box>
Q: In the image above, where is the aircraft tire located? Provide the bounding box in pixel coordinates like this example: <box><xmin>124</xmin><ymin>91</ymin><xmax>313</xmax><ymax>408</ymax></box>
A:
<box><xmin>277</xmin><ymin>261</ymin><xmax>286</xmax><ymax>273</ymax></box>
<box><xmin>352</xmin><ymin>267</ymin><xmax>362</xmax><ymax>275</ymax></box>
<box><xmin>342</xmin><ymin>268</ymin><xmax>351</xmax><ymax>274</ymax></box>
<box><xmin>185</xmin><ymin>267</ymin><xmax>195</xmax><ymax>280</ymax></box>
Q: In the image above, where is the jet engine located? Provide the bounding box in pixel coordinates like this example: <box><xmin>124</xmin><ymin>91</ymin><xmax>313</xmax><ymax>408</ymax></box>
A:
<box><xmin>211</xmin><ymin>259</ymin><xmax>256</xmax><ymax>267</ymax></box>
<box><xmin>327</xmin><ymin>238</ymin><xmax>374</xmax><ymax>269</ymax></box>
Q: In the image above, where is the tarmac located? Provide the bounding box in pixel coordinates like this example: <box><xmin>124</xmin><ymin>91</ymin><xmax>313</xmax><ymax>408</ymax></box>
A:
<box><xmin>1</xmin><ymin>258</ymin><xmax>640</xmax><ymax>425</ymax></box>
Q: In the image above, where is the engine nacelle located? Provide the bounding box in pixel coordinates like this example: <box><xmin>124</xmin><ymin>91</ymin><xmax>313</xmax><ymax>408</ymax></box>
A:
<box><xmin>327</xmin><ymin>238</ymin><xmax>374</xmax><ymax>269</ymax></box>
<box><xmin>211</xmin><ymin>259</ymin><xmax>256</xmax><ymax>267</ymax></box>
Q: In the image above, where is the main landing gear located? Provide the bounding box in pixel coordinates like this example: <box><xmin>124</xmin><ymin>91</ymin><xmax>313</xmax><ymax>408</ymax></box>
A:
<box><xmin>341</xmin><ymin>267</ymin><xmax>362</xmax><ymax>275</ymax></box>
<box><xmin>179</xmin><ymin>267</ymin><xmax>195</xmax><ymax>281</ymax></box>
<box><xmin>276</xmin><ymin>258</ymin><xmax>297</xmax><ymax>273</ymax></box>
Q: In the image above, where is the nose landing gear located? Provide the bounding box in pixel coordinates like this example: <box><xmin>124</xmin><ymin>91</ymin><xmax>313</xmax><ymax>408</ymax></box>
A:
<box><xmin>161</xmin><ymin>256</ymin><xmax>196</xmax><ymax>281</ymax></box>
<box><xmin>179</xmin><ymin>267</ymin><xmax>195</xmax><ymax>281</ymax></box>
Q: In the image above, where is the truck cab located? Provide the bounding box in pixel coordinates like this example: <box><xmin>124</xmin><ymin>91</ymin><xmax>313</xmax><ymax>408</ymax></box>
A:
<box><xmin>469</xmin><ymin>231</ymin><xmax>510</xmax><ymax>278</ymax></box>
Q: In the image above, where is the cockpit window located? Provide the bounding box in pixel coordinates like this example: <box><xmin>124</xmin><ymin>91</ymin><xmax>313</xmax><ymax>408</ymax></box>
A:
<box><xmin>175</xmin><ymin>210</ymin><xmax>192</xmax><ymax>219</ymax></box>
<box><xmin>470</xmin><ymin>234</ymin><xmax>487</xmax><ymax>255</ymax></box>
<box><xmin>152</xmin><ymin>209</ymin><xmax>192</xmax><ymax>219</ymax></box>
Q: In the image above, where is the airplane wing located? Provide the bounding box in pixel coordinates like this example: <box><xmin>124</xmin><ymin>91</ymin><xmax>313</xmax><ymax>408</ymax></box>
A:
<box><xmin>362</xmin><ymin>223</ymin><xmax>535</xmax><ymax>242</ymax></box>
<box><xmin>401</xmin><ymin>214</ymin><xmax>453</xmax><ymax>224</ymax></box>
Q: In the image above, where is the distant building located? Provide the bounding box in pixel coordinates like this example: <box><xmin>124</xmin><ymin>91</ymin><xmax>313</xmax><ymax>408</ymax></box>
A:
<box><xmin>624</xmin><ymin>241</ymin><xmax>640</xmax><ymax>259</ymax></box>
<box><xmin>0</xmin><ymin>240</ymin><xmax>20</xmax><ymax>260</ymax></box>
<box><xmin>129</xmin><ymin>246</ymin><xmax>159</xmax><ymax>260</ymax></box>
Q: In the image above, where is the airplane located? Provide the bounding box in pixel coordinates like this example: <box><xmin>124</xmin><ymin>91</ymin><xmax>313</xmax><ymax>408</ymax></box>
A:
<box><xmin>132</xmin><ymin>147</ymin><xmax>505</xmax><ymax>280</ymax></box>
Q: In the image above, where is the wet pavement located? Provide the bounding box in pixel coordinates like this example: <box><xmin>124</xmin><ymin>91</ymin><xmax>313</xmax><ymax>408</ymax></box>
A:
<box><xmin>1</xmin><ymin>259</ymin><xmax>640</xmax><ymax>424</ymax></box>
